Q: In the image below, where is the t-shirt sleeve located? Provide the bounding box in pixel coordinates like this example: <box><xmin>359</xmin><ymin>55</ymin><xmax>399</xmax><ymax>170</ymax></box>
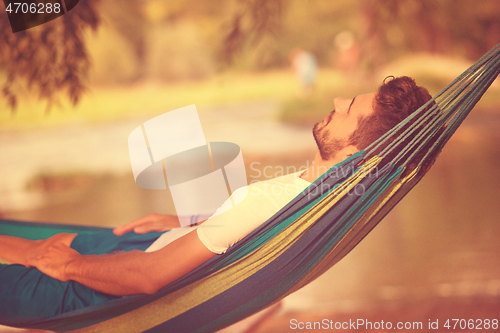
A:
<box><xmin>196</xmin><ymin>184</ymin><xmax>284</xmax><ymax>254</ymax></box>
<box><xmin>197</xmin><ymin>173</ymin><xmax>310</xmax><ymax>254</ymax></box>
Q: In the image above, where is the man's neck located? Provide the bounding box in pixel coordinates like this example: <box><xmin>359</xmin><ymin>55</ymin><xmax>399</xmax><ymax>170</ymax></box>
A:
<box><xmin>300</xmin><ymin>148</ymin><xmax>358</xmax><ymax>183</ymax></box>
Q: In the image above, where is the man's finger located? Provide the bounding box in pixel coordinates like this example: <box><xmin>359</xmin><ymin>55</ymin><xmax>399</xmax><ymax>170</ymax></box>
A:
<box><xmin>112</xmin><ymin>226</ymin><xmax>129</xmax><ymax>236</ymax></box>
<box><xmin>113</xmin><ymin>214</ymin><xmax>160</xmax><ymax>236</ymax></box>
<box><xmin>133</xmin><ymin>223</ymin><xmax>171</xmax><ymax>234</ymax></box>
<box><xmin>113</xmin><ymin>219</ymin><xmax>149</xmax><ymax>236</ymax></box>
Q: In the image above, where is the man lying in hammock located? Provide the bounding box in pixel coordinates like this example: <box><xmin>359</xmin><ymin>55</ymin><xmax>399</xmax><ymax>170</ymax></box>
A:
<box><xmin>0</xmin><ymin>76</ymin><xmax>433</xmax><ymax>324</ymax></box>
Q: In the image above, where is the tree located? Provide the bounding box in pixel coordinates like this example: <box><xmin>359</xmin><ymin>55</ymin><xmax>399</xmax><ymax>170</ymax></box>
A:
<box><xmin>0</xmin><ymin>0</ymin><xmax>285</xmax><ymax>111</ymax></box>
<box><xmin>361</xmin><ymin>0</ymin><xmax>500</xmax><ymax>66</ymax></box>
<box><xmin>0</xmin><ymin>0</ymin><xmax>100</xmax><ymax>111</ymax></box>
<box><xmin>221</xmin><ymin>0</ymin><xmax>284</xmax><ymax>64</ymax></box>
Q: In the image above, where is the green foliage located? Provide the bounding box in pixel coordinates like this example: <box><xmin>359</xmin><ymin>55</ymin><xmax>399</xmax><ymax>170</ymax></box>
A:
<box><xmin>147</xmin><ymin>22</ymin><xmax>216</xmax><ymax>81</ymax></box>
<box><xmin>86</xmin><ymin>27</ymin><xmax>139</xmax><ymax>85</ymax></box>
<box><xmin>221</xmin><ymin>0</ymin><xmax>284</xmax><ymax>66</ymax></box>
<box><xmin>2</xmin><ymin>0</ymin><xmax>500</xmax><ymax>112</ymax></box>
<box><xmin>0</xmin><ymin>0</ymin><xmax>100</xmax><ymax>110</ymax></box>
<box><xmin>222</xmin><ymin>0</ymin><xmax>364</xmax><ymax>70</ymax></box>
<box><xmin>362</xmin><ymin>0</ymin><xmax>500</xmax><ymax>62</ymax></box>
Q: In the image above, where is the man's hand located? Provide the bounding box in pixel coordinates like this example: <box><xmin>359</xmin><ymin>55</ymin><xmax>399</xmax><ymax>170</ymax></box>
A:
<box><xmin>113</xmin><ymin>213</ymin><xmax>181</xmax><ymax>236</ymax></box>
<box><xmin>29</xmin><ymin>229</ymin><xmax>217</xmax><ymax>296</ymax></box>
<box><xmin>27</xmin><ymin>243</ymin><xmax>81</xmax><ymax>282</ymax></box>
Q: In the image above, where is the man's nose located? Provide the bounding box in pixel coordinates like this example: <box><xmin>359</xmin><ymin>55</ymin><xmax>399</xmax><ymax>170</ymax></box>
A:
<box><xmin>333</xmin><ymin>97</ymin><xmax>351</xmax><ymax>114</ymax></box>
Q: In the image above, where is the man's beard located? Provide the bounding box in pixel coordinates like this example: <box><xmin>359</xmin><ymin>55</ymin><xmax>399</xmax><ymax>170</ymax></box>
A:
<box><xmin>313</xmin><ymin>122</ymin><xmax>348</xmax><ymax>161</ymax></box>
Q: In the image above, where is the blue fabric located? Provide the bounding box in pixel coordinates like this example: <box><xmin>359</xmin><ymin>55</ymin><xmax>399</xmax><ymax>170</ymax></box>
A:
<box><xmin>0</xmin><ymin>230</ymin><xmax>163</xmax><ymax>327</ymax></box>
<box><xmin>71</xmin><ymin>229</ymin><xmax>163</xmax><ymax>255</ymax></box>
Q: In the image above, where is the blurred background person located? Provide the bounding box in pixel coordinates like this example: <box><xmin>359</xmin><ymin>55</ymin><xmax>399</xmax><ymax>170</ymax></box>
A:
<box><xmin>289</xmin><ymin>48</ymin><xmax>317</xmax><ymax>97</ymax></box>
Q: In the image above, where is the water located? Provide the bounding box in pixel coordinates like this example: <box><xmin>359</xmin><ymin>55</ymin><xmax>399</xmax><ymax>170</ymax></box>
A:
<box><xmin>286</xmin><ymin>135</ymin><xmax>500</xmax><ymax>309</ymax></box>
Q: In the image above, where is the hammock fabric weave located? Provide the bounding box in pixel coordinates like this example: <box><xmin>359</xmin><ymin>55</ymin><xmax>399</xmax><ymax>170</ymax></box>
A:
<box><xmin>1</xmin><ymin>43</ymin><xmax>499</xmax><ymax>332</ymax></box>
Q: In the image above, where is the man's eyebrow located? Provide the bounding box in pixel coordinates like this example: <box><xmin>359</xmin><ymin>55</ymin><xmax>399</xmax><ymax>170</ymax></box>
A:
<box><xmin>347</xmin><ymin>96</ymin><xmax>357</xmax><ymax>114</ymax></box>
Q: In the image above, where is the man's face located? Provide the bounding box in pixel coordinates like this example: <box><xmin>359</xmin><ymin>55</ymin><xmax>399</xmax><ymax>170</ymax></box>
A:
<box><xmin>313</xmin><ymin>92</ymin><xmax>376</xmax><ymax>161</ymax></box>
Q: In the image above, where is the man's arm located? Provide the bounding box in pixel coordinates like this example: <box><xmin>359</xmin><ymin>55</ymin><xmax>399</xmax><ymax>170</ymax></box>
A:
<box><xmin>28</xmin><ymin>229</ymin><xmax>216</xmax><ymax>296</ymax></box>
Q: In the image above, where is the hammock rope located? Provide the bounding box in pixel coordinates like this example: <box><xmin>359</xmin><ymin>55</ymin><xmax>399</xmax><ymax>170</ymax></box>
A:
<box><xmin>1</xmin><ymin>43</ymin><xmax>499</xmax><ymax>332</ymax></box>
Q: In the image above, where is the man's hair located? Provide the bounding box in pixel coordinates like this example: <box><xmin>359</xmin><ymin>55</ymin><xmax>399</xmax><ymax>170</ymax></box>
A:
<box><xmin>348</xmin><ymin>76</ymin><xmax>438</xmax><ymax>175</ymax></box>
<box><xmin>348</xmin><ymin>76</ymin><xmax>433</xmax><ymax>150</ymax></box>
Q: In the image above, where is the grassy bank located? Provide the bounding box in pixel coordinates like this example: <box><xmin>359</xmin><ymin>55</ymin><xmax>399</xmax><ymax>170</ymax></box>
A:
<box><xmin>0</xmin><ymin>69</ymin><xmax>350</xmax><ymax>130</ymax></box>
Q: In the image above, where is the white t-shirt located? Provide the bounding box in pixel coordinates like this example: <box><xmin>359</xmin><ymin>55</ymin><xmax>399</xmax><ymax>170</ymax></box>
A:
<box><xmin>145</xmin><ymin>172</ymin><xmax>310</xmax><ymax>254</ymax></box>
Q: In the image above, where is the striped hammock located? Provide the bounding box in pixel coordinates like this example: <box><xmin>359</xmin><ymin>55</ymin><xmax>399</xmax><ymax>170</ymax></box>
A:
<box><xmin>1</xmin><ymin>43</ymin><xmax>499</xmax><ymax>332</ymax></box>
